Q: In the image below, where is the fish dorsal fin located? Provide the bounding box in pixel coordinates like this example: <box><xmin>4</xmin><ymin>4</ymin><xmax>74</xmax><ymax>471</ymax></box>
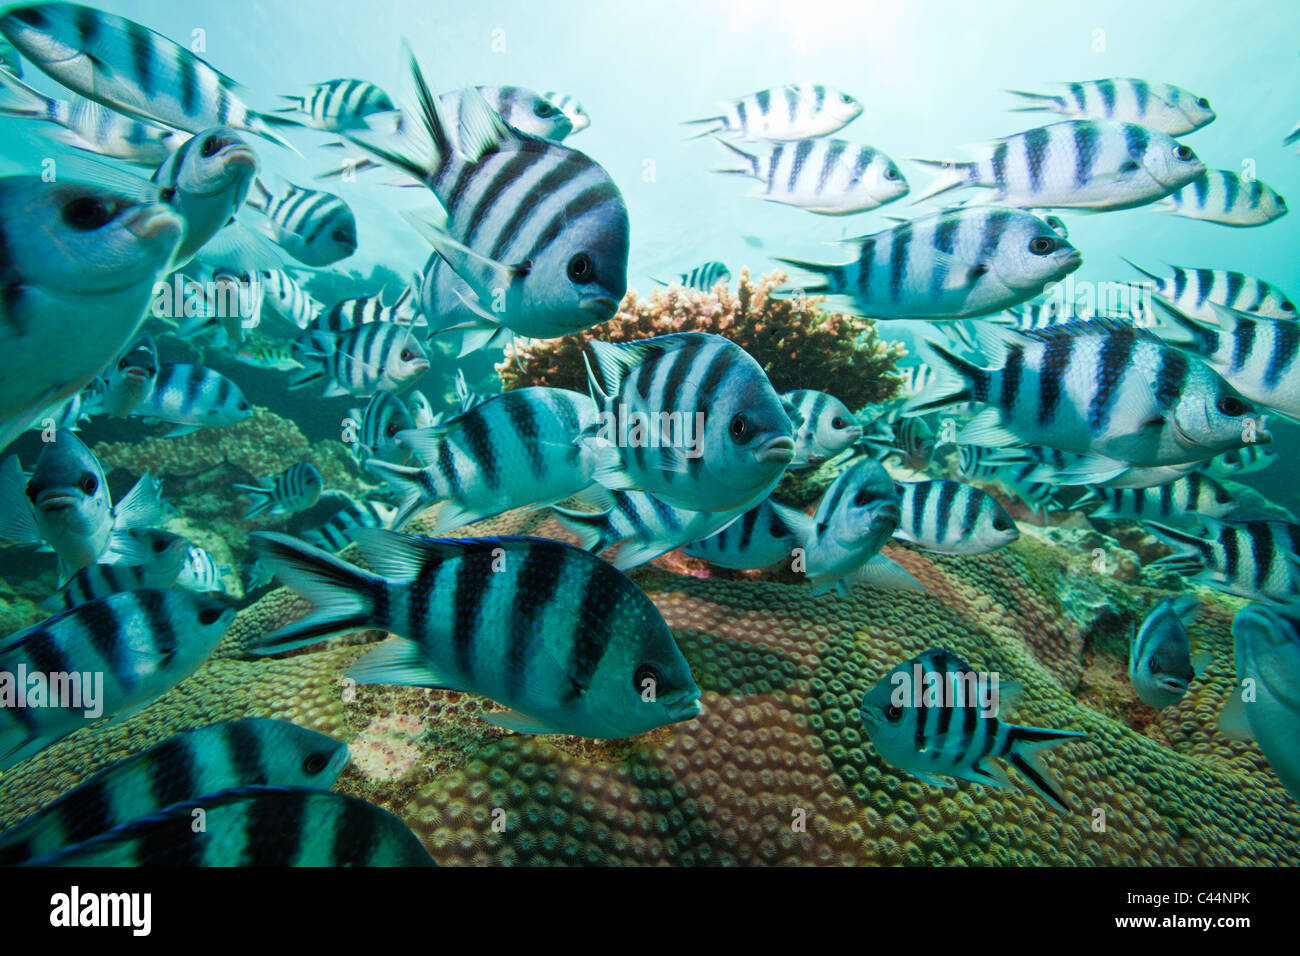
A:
<box><xmin>587</xmin><ymin>334</ymin><xmax>702</xmax><ymax>397</ymax></box>
<box><xmin>455</xmin><ymin>86</ymin><xmax>522</xmax><ymax>162</ymax></box>
<box><xmin>1017</xmin><ymin>316</ymin><xmax>1144</xmax><ymax>343</ymax></box>
<box><xmin>347</xmin><ymin>527</ymin><xmax>466</xmax><ymax>583</ymax></box>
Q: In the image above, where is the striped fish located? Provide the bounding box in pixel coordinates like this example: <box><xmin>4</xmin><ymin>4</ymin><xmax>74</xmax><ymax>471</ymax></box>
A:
<box><xmin>292</xmin><ymin>322</ymin><xmax>429</xmax><ymax>397</ymax></box>
<box><xmin>98</xmin><ymin>332</ymin><xmax>157</xmax><ymax>419</ymax></box>
<box><xmin>654</xmin><ymin>261</ymin><xmax>731</xmax><ymax>292</ymax></box>
<box><xmin>776</xmin><ymin>206</ymin><xmax>1082</xmax><ymax>320</ymax></box>
<box><xmin>41</xmin><ymin>555</ymin><xmax>186</xmax><ymax>613</ymax></box>
<box><xmin>407</xmin><ymin>388</ymin><xmax>438</xmax><ymax>429</ymax></box>
<box><xmin>171</xmin><ymin>266</ymin><xmax>265</xmax><ymax>349</ymax></box>
<box><xmin>782</xmin><ymin>389</ymin><xmax>862</xmax><ymax>468</ymax></box>
<box><xmin>251</xmin><ymin>530</ymin><xmax>703</xmax><ymax>739</ymax></box>
<box><xmin>1227</xmin><ymin>605</ymin><xmax>1300</xmax><ymax>801</ymax></box>
<box><xmin>858</xmin><ymin>413</ymin><xmax>935</xmax><ymax>472</ymax></box>
<box><xmin>106</xmin><ymin>527</ymin><xmax>191</xmax><ymax>575</ymax></box>
<box><xmin>1129</xmin><ymin>596</ymin><xmax>1207</xmax><ymax>709</ymax></box>
<box><xmin>551</xmin><ymin>489</ymin><xmax>743</xmax><ymax>570</ymax></box>
<box><xmin>175</xmin><ymin>545</ymin><xmax>229</xmax><ymax>593</ymax></box>
<box><xmin>24</xmin><ymin>786</ymin><xmax>434</xmax><ymax>867</ymax></box>
<box><xmin>894</xmin><ymin>479</ymin><xmax>1019</xmax><ymax>554</ymax></box>
<box><xmin>132</xmin><ymin>362</ymin><xmax>253</xmax><ymax>437</ymax></box>
<box><xmin>859</xmin><ymin>647</ymin><xmax>1086</xmax><ymax>811</ymax></box>
<box><xmin>319</xmin><ymin>284</ymin><xmax>424</xmax><ymax>331</ymax></box>
<box><xmin>1148</xmin><ymin>517</ymin><xmax>1300</xmax><ymax>605</ymax></box>
<box><xmin>1007</xmin><ymin>79</ymin><xmax>1216</xmax><ymax>135</ymax></box>
<box><xmin>231</xmin><ymin>346</ymin><xmax>302</xmax><ymax>372</ymax></box>
<box><xmin>911</xmin><ymin>120</ymin><xmax>1205</xmax><ymax>210</ymax></box>
<box><xmin>349</xmin><ymin>391</ymin><xmax>416</xmax><ymax>466</ymax></box>
<box><xmin>302</xmin><ymin>497</ymin><xmax>399</xmax><ymax>553</ymax></box>
<box><xmin>542</xmin><ymin>90</ymin><xmax>590</xmax><ymax>133</ymax></box>
<box><xmin>1074</xmin><ymin>471</ymin><xmax>1237</xmax><ymax>525</ymax></box>
<box><xmin>584</xmin><ymin>333</ymin><xmax>794</xmax><ymax>512</ymax></box>
<box><xmin>0</xmin><ymin>3</ymin><xmax>294</xmax><ymax>149</ymax></box>
<box><xmin>684</xmin><ymin>84</ymin><xmax>861</xmax><ymax>141</ymax></box>
<box><xmin>684</xmin><ymin>497</ymin><xmax>810</xmax><ymax>570</ymax></box>
<box><xmin>258</xmin><ymin>268</ymin><xmax>323</xmax><ymax>330</ymax></box>
<box><xmin>0</xmin><ymin>588</ymin><xmax>234</xmax><ymax>770</ymax></box>
<box><xmin>233</xmin><ymin>462</ymin><xmax>323</xmax><ymax>520</ymax></box>
<box><xmin>247</xmin><ymin>178</ymin><xmax>357</xmax><ymax>266</ymax></box>
<box><xmin>713</xmin><ymin>136</ymin><xmax>908</xmax><ymax>214</ymax></box>
<box><xmin>957</xmin><ymin>445</ymin><xmax>1059</xmax><ymax>513</ymax></box>
<box><xmin>152</xmin><ymin>127</ymin><xmax>258</xmax><ymax>265</ymax></box>
<box><xmin>1203</xmin><ymin>444</ymin><xmax>1275</xmax><ymax>478</ymax></box>
<box><xmin>979</xmin><ymin>443</ymin><xmax>1200</xmax><ymax>491</ymax></box>
<box><xmin>440</xmin><ymin>85</ymin><xmax>574</xmax><ymax>142</ymax></box>
<box><xmin>1125</xmin><ymin>261</ymin><xmax>1295</xmax><ymax>323</ymax></box>
<box><xmin>1153</xmin><ymin>300</ymin><xmax>1300</xmax><ymax>421</ymax></box>
<box><xmin>1157</xmin><ymin>170</ymin><xmax>1288</xmax><ymax>227</ymax></box>
<box><xmin>368</xmin><ymin>387</ymin><xmax>599</xmax><ymax>532</ymax></box>
<box><xmin>275</xmin><ymin>78</ymin><xmax>394</xmax><ymax>131</ymax></box>
<box><xmin>343</xmin><ymin>49</ymin><xmax>629</xmax><ymax>352</ymax></box>
<box><xmin>907</xmin><ymin>319</ymin><xmax>1268</xmax><ymax>480</ymax></box>
<box><xmin>0</xmin><ymin>68</ymin><xmax>190</xmax><ymax>164</ymax></box>
<box><xmin>0</xmin><ymin>718</ymin><xmax>350</xmax><ymax>865</ymax></box>
<box><xmin>990</xmin><ymin>296</ymin><xmax>1101</xmax><ymax>332</ymax></box>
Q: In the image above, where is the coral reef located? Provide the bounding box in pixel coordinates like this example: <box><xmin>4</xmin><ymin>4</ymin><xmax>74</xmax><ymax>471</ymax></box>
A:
<box><xmin>498</xmin><ymin>269</ymin><xmax>905</xmax><ymax>411</ymax></box>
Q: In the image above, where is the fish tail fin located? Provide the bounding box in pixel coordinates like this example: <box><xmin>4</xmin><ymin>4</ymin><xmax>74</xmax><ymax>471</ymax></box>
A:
<box><xmin>901</xmin><ymin>340</ymin><xmax>983</xmax><ymax>416</ymax></box>
<box><xmin>710</xmin><ymin>137</ymin><xmax>761</xmax><ymax>177</ymax></box>
<box><xmin>1007</xmin><ymin>725</ymin><xmax>1087</xmax><ymax>813</ymax></box>
<box><xmin>247</xmin><ymin>112</ymin><xmax>304</xmax><ymax>155</ymax></box>
<box><xmin>363</xmin><ymin>459</ymin><xmax>438</xmax><ymax>530</ymax></box>
<box><xmin>549</xmin><ymin>505</ymin><xmax>614</xmax><ymax>553</ymax></box>
<box><xmin>1005</xmin><ymin>89</ymin><xmax>1063</xmax><ymax>112</ymax></box>
<box><xmin>248</xmin><ymin>532</ymin><xmax>386</xmax><ymax>653</ymax></box>
<box><xmin>907</xmin><ymin>158</ymin><xmax>978</xmax><ymax>204</ymax></box>
<box><xmin>0</xmin><ymin>68</ymin><xmax>55</xmax><ymax>119</ymax></box>
<box><xmin>682</xmin><ymin>116</ymin><xmax>726</xmax><ymax>140</ymax></box>
<box><xmin>770</xmin><ymin>257</ymin><xmax>837</xmax><ymax>296</ymax></box>
<box><xmin>1120</xmin><ymin>257</ymin><xmax>1163</xmax><ymax>286</ymax></box>
<box><xmin>231</xmin><ymin>483</ymin><xmax>273</xmax><ymax>519</ymax></box>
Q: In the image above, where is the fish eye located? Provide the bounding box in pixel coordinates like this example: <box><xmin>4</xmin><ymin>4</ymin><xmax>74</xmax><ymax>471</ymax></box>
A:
<box><xmin>1217</xmin><ymin>395</ymin><xmax>1246</xmax><ymax>416</ymax></box>
<box><xmin>729</xmin><ymin>413</ymin><xmax>748</xmax><ymax>441</ymax></box>
<box><xmin>331</xmin><ymin>227</ymin><xmax>354</xmax><ymax>245</ymax></box>
<box><xmin>61</xmin><ymin>195</ymin><xmax>117</xmax><ymax>231</ymax></box>
<box><xmin>1196</xmin><ymin>97</ymin><xmax>1210</xmax><ymax>109</ymax></box>
<box><xmin>302</xmin><ymin>751</ymin><xmax>330</xmax><ymax>775</ymax></box>
<box><xmin>992</xmin><ymin>515</ymin><xmax>1012</xmax><ymax>532</ymax></box>
<box><xmin>1282</xmin><ymin>301</ymin><xmax>1296</xmax><ymax>312</ymax></box>
<box><xmin>79</xmin><ymin>473</ymin><xmax>98</xmax><ymax>495</ymax></box>
<box><xmin>386</xmin><ymin>423</ymin><xmax>401</xmax><ymax>437</ymax></box>
<box><xmin>853</xmin><ymin>487</ymin><xmax>873</xmax><ymax>506</ymax></box>
<box><xmin>831</xmin><ymin>416</ymin><xmax>848</xmax><ymax>429</ymax></box>
<box><xmin>198</xmin><ymin>606</ymin><xmax>224</xmax><ymax>626</ymax></box>
<box><xmin>633</xmin><ymin>662</ymin><xmax>665</xmax><ymax>696</ymax></box>
<box><xmin>885</xmin><ymin>704</ymin><xmax>903</xmax><ymax>722</ymax></box>
<box><xmin>883</xmin><ymin>166</ymin><xmax>900</xmax><ymax>181</ymax></box>
<box><xmin>200</xmin><ymin>136</ymin><xmax>220</xmax><ymax>157</ymax></box>
<box><xmin>1172</xmin><ymin>145</ymin><xmax>1195</xmax><ymax>161</ymax></box>
<box><xmin>117</xmin><ymin>358</ymin><xmax>129</xmax><ymax>371</ymax></box>
<box><xmin>534</xmin><ymin>101</ymin><xmax>555</xmax><ymax>117</ymax></box>
<box><xmin>237</xmin><ymin>401</ymin><xmax>250</xmax><ymax>411</ymax></box>
<box><xmin>1277</xmin><ymin>196</ymin><xmax>1287</xmax><ymax>210</ymax></box>
<box><xmin>153</xmin><ymin>538</ymin><xmax>168</xmax><ymax>553</ymax></box>
<box><xmin>567</xmin><ymin>252</ymin><xmax>595</xmax><ymax>284</ymax></box>
<box><xmin>1028</xmin><ymin>236</ymin><xmax>1056</xmax><ymax>256</ymax></box>
<box><xmin>400</xmin><ymin>349</ymin><xmax>415</xmax><ymax>361</ymax></box>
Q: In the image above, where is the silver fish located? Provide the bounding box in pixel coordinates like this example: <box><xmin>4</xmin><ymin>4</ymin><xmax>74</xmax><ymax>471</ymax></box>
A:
<box><xmin>1006</xmin><ymin>79</ymin><xmax>1215</xmax><ymax>135</ymax></box>
<box><xmin>233</xmin><ymin>462</ymin><xmax>323</xmax><ymax>519</ymax></box>
<box><xmin>1157</xmin><ymin>170</ymin><xmax>1287</xmax><ymax>227</ymax></box>
<box><xmin>1129</xmin><ymin>596</ymin><xmax>1207</xmax><ymax>708</ymax></box>
<box><xmin>893</xmin><ymin>479</ymin><xmax>1019</xmax><ymax>554</ymax></box>
<box><xmin>685</xmin><ymin>84</ymin><xmax>861</xmax><ymax>141</ymax></box>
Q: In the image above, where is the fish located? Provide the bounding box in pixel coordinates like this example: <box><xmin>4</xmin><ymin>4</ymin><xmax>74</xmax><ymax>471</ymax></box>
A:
<box><xmin>41</xmin><ymin>553</ymin><xmax>186</xmax><ymax>613</ymax></box>
<box><xmin>910</xmin><ymin>120</ymin><xmax>1205</xmax><ymax>210</ymax></box>
<box><xmin>247</xmin><ymin>178</ymin><xmax>357</xmax><ymax>266</ymax></box>
<box><xmin>1157</xmin><ymin>170</ymin><xmax>1288</xmax><ymax>227</ymax></box>
<box><xmin>319</xmin><ymin>284</ymin><xmax>424</xmax><ymax>330</ymax></box>
<box><xmin>342</xmin><ymin>49</ymin><xmax>629</xmax><ymax>352</ymax></box>
<box><xmin>176</xmin><ymin>266</ymin><xmax>266</xmax><ymax>348</ymax></box>
<box><xmin>151</xmin><ymin>127</ymin><xmax>258</xmax><ymax>265</ymax></box>
<box><xmin>803</xmin><ymin>457</ymin><xmax>922</xmax><ymax>596</ymax></box>
<box><xmin>0</xmin><ymin>431</ymin><xmax>165</xmax><ymax>581</ymax></box>
<box><xmin>859</xmin><ymin>647</ymin><xmax>1086</xmax><ymax>811</ymax></box>
<box><xmin>233</xmin><ymin>462</ymin><xmax>324</xmax><ymax>519</ymax></box>
<box><xmin>1223</xmin><ymin>604</ymin><xmax>1300</xmax><ymax>801</ymax></box>
<box><xmin>0</xmin><ymin>67</ymin><xmax>190</xmax><ymax>164</ymax></box>
<box><xmin>712</xmin><ymin>137</ymin><xmax>908</xmax><ymax>214</ymax></box>
<box><xmin>452</xmin><ymin>367</ymin><xmax>489</xmax><ymax>413</ymax></box>
<box><xmin>893</xmin><ymin>479</ymin><xmax>1020</xmax><ymax>554</ymax></box>
<box><xmin>0</xmin><ymin>718</ymin><xmax>350</xmax><ymax>865</ymax></box>
<box><xmin>106</xmin><ymin>527</ymin><xmax>191</xmax><ymax>574</ymax></box>
<box><xmin>406</xmin><ymin>388</ymin><xmax>437</xmax><ymax>429</ymax></box>
<box><xmin>1152</xmin><ymin>300</ymin><xmax>1300</xmax><ymax>421</ymax></box>
<box><xmin>1074</xmin><ymin>471</ymin><xmax>1238</xmax><ymax>525</ymax></box>
<box><xmin>22</xmin><ymin>785</ymin><xmax>434</xmax><ymax>867</ymax></box>
<box><xmin>906</xmin><ymin>319</ymin><xmax>1269</xmax><ymax>481</ymax></box>
<box><xmin>957</xmin><ymin>445</ymin><xmax>1060</xmax><ymax>513</ymax></box>
<box><xmin>775</xmin><ymin>206</ymin><xmax>1082</xmax><ymax>320</ymax></box>
<box><xmin>0</xmin><ymin>172</ymin><xmax>183</xmax><ymax>450</ymax></box>
<box><xmin>1006</xmin><ymin>79</ymin><xmax>1216</xmax><ymax>135</ymax></box>
<box><xmin>859</xmin><ymin>414</ymin><xmax>935</xmax><ymax>472</ymax></box>
<box><xmin>368</xmin><ymin>387</ymin><xmax>599</xmax><ymax>532</ymax></box>
<box><xmin>0</xmin><ymin>2</ymin><xmax>295</xmax><ymax>149</ymax></box>
<box><xmin>275</xmin><ymin>78</ymin><xmax>395</xmax><ymax>131</ymax></box>
<box><xmin>231</xmin><ymin>345</ymin><xmax>303</xmax><ymax>372</ymax></box>
<box><xmin>301</xmin><ymin>496</ymin><xmax>399</xmax><ymax>553</ymax></box>
<box><xmin>175</xmin><ymin>545</ymin><xmax>229</xmax><ymax>593</ymax></box>
<box><xmin>440</xmin><ymin>85</ymin><xmax>574</xmax><ymax>142</ymax></box>
<box><xmin>258</xmin><ymin>268</ymin><xmax>323</xmax><ymax>330</ymax></box>
<box><xmin>654</xmin><ymin>261</ymin><xmax>731</xmax><ymax>292</ymax></box>
<box><xmin>1123</xmin><ymin>260</ymin><xmax>1295</xmax><ymax>323</ymax></box>
<box><xmin>583</xmin><ymin>333</ymin><xmax>794</xmax><ymax>512</ymax></box>
<box><xmin>1129</xmin><ymin>596</ymin><xmax>1207</xmax><ymax>709</ymax></box>
<box><xmin>1147</xmin><ymin>517</ymin><xmax>1300</xmax><ymax>605</ymax></box>
<box><xmin>542</xmin><ymin>90</ymin><xmax>590</xmax><ymax>133</ymax></box>
<box><xmin>98</xmin><ymin>332</ymin><xmax>158</xmax><ymax>419</ymax></box>
<box><xmin>0</xmin><ymin>588</ymin><xmax>234</xmax><ymax>770</ymax></box>
<box><xmin>782</xmin><ymin>389</ymin><xmax>862</xmax><ymax>467</ymax></box>
<box><xmin>684</xmin><ymin>84</ymin><xmax>861</xmax><ymax>141</ymax></box>
<box><xmin>1203</xmin><ymin>444</ymin><xmax>1275</xmax><ymax>479</ymax></box>
<box><xmin>27</xmin><ymin>380</ymin><xmax>105</xmax><ymax>434</ymax></box>
<box><xmin>551</xmin><ymin>488</ymin><xmax>745</xmax><ymax>570</ymax></box>
<box><xmin>683</xmin><ymin>497</ymin><xmax>809</xmax><ymax>570</ymax></box>
<box><xmin>349</xmin><ymin>391</ymin><xmax>416</xmax><ymax>466</ymax></box>
<box><xmin>131</xmin><ymin>362</ymin><xmax>253</xmax><ymax>437</ymax></box>
<box><xmin>292</xmin><ymin>322</ymin><xmax>429</xmax><ymax>397</ymax></box>
<box><xmin>251</xmin><ymin>530</ymin><xmax>703</xmax><ymax>740</ymax></box>
<box><xmin>990</xmin><ymin>296</ymin><xmax>1102</xmax><ymax>332</ymax></box>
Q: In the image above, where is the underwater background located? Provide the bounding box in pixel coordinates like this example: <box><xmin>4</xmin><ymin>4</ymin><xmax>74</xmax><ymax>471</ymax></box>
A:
<box><xmin>0</xmin><ymin>0</ymin><xmax>1298</xmax><ymax>866</ymax></box>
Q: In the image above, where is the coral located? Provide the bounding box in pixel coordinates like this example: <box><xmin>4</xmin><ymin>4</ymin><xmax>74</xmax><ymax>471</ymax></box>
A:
<box><xmin>498</xmin><ymin>269</ymin><xmax>905</xmax><ymax>411</ymax></box>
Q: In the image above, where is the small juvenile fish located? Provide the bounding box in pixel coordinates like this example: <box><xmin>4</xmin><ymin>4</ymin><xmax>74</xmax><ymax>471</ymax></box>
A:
<box><xmin>858</xmin><ymin>414</ymin><xmax>935</xmax><ymax>472</ymax></box>
<box><xmin>107</xmin><ymin>527</ymin><xmax>191</xmax><ymax>575</ymax></box>
<box><xmin>247</xmin><ymin>178</ymin><xmax>357</xmax><ymax>266</ymax></box>
<box><xmin>1129</xmin><ymin>596</ymin><xmax>1207</xmax><ymax>709</ymax></box>
<box><xmin>132</xmin><ymin>362</ymin><xmax>253</xmax><ymax>437</ymax></box>
<box><xmin>175</xmin><ymin>545</ymin><xmax>230</xmax><ymax>593</ymax></box>
<box><xmin>782</xmin><ymin>389</ymin><xmax>862</xmax><ymax>468</ymax></box>
<box><xmin>859</xmin><ymin>647</ymin><xmax>1086</xmax><ymax>811</ymax></box>
<box><xmin>1006</xmin><ymin>79</ymin><xmax>1215</xmax><ymax>135</ymax></box>
<box><xmin>152</xmin><ymin>128</ymin><xmax>258</xmax><ymax>264</ymax></box>
<box><xmin>98</xmin><ymin>333</ymin><xmax>158</xmax><ymax>419</ymax></box>
<box><xmin>293</xmin><ymin>323</ymin><xmax>429</xmax><ymax>397</ymax></box>
<box><xmin>1203</xmin><ymin>444</ymin><xmax>1275</xmax><ymax>479</ymax></box>
<box><xmin>911</xmin><ymin>120</ymin><xmax>1205</xmax><ymax>210</ymax></box>
<box><xmin>319</xmin><ymin>285</ymin><xmax>424</xmax><ymax>332</ymax></box>
<box><xmin>350</xmin><ymin>391</ymin><xmax>416</xmax><ymax>466</ymax></box>
<box><xmin>1225</xmin><ymin>605</ymin><xmax>1300</xmax><ymax>801</ymax></box>
<box><xmin>233</xmin><ymin>462</ymin><xmax>323</xmax><ymax>519</ymax></box>
<box><xmin>1148</xmin><ymin>517</ymin><xmax>1300</xmax><ymax>605</ymax></box>
<box><xmin>957</xmin><ymin>445</ymin><xmax>1059</xmax><ymax>513</ymax></box>
<box><xmin>42</xmin><ymin>553</ymin><xmax>185</xmax><ymax>612</ymax></box>
<box><xmin>1124</xmin><ymin>261</ymin><xmax>1295</xmax><ymax>323</ymax></box>
<box><xmin>893</xmin><ymin>479</ymin><xmax>1019</xmax><ymax>554</ymax></box>
<box><xmin>302</xmin><ymin>496</ymin><xmax>399</xmax><ymax>553</ymax></box>
<box><xmin>275</xmin><ymin>78</ymin><xmax>395</xmax><ymax>131</ymax></box>
<box><xmin>684</xmin><ymin>497</ymin><xmax>809</xmax><ymax>570</ymax></box>
<box><xmin>0</xmin><ymin>588</ymin><xmax>234</xmax><ymax>770</ymax></box>
<box><xmin>171</xmin><ymin>266</ymin><xmax>264</xmax><ymax>349</ymax></box>
<box><xmin>776</xmin><ymin>206</ymin><xmax>1081</xmax><ymax>320</ymax></box>
<box><xmin>1157</xmin><ymin>170</ymin><xmax>1288</xmax><ymax>227</ymax></box>
<box><xmin>655</xmin><ymin>261</ymin><xmax>731</xmax><ymax>292</ymax></box>
<box><xmin>232</xmin><ymin>346</ymin><xmax>302</xmax><ymax>372</ymax></box>
<box><xmin>584</xmin><ymin>333</ymin><xmax>794</xmax><ymax>512</ymax></box>
<box><xmin>551</xmin><ymin>489</ymin><xmax>743</xmax><ymax>570</ymax></box>
<box><xmin>685</xmin><ymin>84</ymin><xmax>861</xmax><ymax>141</ymax></box>
<box><xmin>1074</xmin><ymin>471</ymin><xmax>1237</xmax><ymax>525</ymax></box>
<box><xmin>24</xmin><ymin>786</ymin><xmax>434</xmax><ymax>867</ymax></box>
<box><xmin>714</xmin><ymin>137</ymin><xmax>908</xmax><ymax>214</ymax></box>
<box><xmin>542</xmin><ymin>90</ymin><xmax>590</xmax><ymax>132</ymax></box>
<box><xmin>251</xmin><ymin>530</ymin><xmax>703</xmax><ymax>739</ymax></box>
<box><xmin>258</xmin><ymin>268</ymin><xmax>323</xmax><ymax>330</ymax></box>
<box><xmin>0</xmin><ymin>718</ymin><xmax>350</xmax><ymax>865</ymax></box>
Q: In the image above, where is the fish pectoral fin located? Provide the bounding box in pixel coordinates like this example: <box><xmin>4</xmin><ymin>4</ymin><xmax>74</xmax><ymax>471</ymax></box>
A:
<box><xmin>1217</xmin><ymin>692</ymin><xmax>1253</xmax><ymax>742</ymax></box>
<box><xmin>161</xmin><ymin>425</ymin><xmax>199</xmax><ymax>438</ymax></box>
<box><xmin>478</xmin><ymin>708</ymin><xmax>561</xmax><ymax>736</ymax></box>
<box><xmin>907</xmin><ymin>769</ymin><xmax>955</xmax><ymax>790</ymax></box>
<box><xmin>855</xmin><ymin>555</ymin><xmax>926</xmax><ymax>592</ymax></box>
<box><xmin>955</xmin><ymin>408</ymin><xmax>1020</xmax><ymax>448</ymax></box>
<box><xmin>962</xmin><ymin>759</ymin><xmax>1017</xmax><ymax>792</ymax></box>
<box><xmin>654</xmin><ymin>445</ymin><xmax>691</xmax><ymax>474</ymax></box>
<box><xmin>1190</xmin><ymin>650</ymin><xmax>1214</xmax><ymax>679</ymax></box>
<box><xmin>590</xmin><ymin>443</ymin><xmax>640</xmax><ymax>493</ymax></box>
<box><xmin>1048</xmin><ymin>454</ymin><xmax>1132</xmax><ymax>486</ymax></box>
<box><xmin>346</xmin><ymin>637</ymin><xmax>454</xmax><ymax>689</ymax></box>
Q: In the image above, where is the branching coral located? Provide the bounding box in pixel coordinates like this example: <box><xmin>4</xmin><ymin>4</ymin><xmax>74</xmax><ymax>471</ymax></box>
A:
<box><xmin>498</xmin><ymin>269</ymin><xmax>905</xmax><ymax>411</ymax></box>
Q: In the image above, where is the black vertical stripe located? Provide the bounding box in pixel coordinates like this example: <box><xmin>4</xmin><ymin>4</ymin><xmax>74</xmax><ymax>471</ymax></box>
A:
<box><xmin>1088</xmin><ymin>329</ymin><xmax>1134</xmax><ymax>430</ymax></box>
<box><xmin>1036</xmin><ymin>335</ymin><xmax>1074</xmax><ymax>426</ymax></box>
<box><xmin>251</xmin><ymin>790</ymin><xmax>306</xmax><ymax>865</ymax></box>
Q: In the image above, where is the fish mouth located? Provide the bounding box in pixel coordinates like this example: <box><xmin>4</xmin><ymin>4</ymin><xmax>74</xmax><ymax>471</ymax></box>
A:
<box><xmin>34</xmin><ymin>490</ymin><xmax>80</xmax><ymax>512</ymax></box>
<box><xmin>1157</xmin><ymin>677</ymin><xmax>1189</xmax><ymax>694</ymax></box>
<box><xmin>221</xmin><ymin>146</ymin><xmax>258</xmax><ymax>172</ymax></box>
<box><xmin>755</xmin><ymin>435</ymin><xmax>796</xmax><ymax>465</ymax></box>
<box><xmin>406</xmin><ymin>358</ymin><xmax>430</xmax><ymax>375</ymax></box>
<box><xmin>579</xmin><ymin>295</ymin><xmax>619</xmax><ymax>319</ymax></box>
<box><xmin>665</xmin><ymin>690</ymin><xmax>703</xmax><ymax>723</ymax></box>
<box><xmin>125</xmin><ymin>204</ymin><xmax>185</xmax><ymax>245</ymax></box>
<box><xmin>123</xmin><ymin>367</ymin><xmax>153</xmax><ymax>383</ymax></box>
<box><xmin>1058</xmin><ymin>250</ymin><xmax>1083</xmax><ymax>272</ymax></box>
<box><xmin>843</xmin><ymin>425</ymin><xmax>863</xmax><ymax>443</ymax></box>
